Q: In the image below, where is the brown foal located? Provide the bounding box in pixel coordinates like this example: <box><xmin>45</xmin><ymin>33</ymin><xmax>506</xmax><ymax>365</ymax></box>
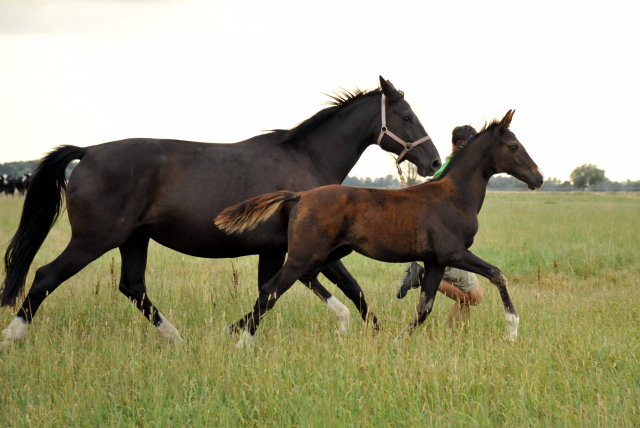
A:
<box><xmin>216</xmin><ymin>110</ymin><xmax>544</xmax><ymax>346</ymax></box>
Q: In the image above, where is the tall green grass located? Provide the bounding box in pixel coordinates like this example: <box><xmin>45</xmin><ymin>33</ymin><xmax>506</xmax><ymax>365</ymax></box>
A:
<box><xmin>1</xmin><ymin>193</ymin><xmax>639</xmax><ymax>427</ymax></box>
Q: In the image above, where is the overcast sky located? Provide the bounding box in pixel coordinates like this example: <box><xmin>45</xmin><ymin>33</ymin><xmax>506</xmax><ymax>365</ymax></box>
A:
<box><xmin>0</xmin><ymin>0</ymin><xmax>638</xmax><ymax>181</ymax></box>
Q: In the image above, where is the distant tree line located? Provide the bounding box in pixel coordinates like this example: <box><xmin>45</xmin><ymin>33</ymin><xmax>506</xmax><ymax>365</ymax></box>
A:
<box><xmin>344</xmin><ymin>163</ymin><xmax>640</xmax><ymax>192</ymax></box>
<box><xmin>3</xmin><ymin>158</ymin><xmax>638</xmax><ymax>192</ymax></box>
<box><xmin>0</xmin><ymin>160</ymin><xmax>77</xmax><ymax>179</ymax></box>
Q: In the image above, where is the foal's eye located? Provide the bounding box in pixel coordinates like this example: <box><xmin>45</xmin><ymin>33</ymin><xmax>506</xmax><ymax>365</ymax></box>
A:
<box><xmin>509</xmin><ymin>145</ymin><xmax>519</xmax><ymax>153</ymax></box>
<box><xmin>403</xmin><ymin>116</ymin><xmax>411</xmax><ymax>122</ymax></box>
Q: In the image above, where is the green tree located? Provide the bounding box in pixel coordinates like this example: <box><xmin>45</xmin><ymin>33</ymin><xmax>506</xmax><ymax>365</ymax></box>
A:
<box><xmin>570</xmin><ymin>164</ymin><xmax>606</xmax><ymax>189</ymax></box>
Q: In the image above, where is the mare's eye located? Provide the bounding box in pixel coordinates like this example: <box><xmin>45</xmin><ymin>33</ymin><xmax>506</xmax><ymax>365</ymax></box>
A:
<box><xmin>509</xmin><ymin>145</ymin><xmax>519</xmax><ymax>153</ymax></box>
<box><xmin>403</xmin><ymin>116</ymin><xmax>411</xmax><ymax>122</ymax></box>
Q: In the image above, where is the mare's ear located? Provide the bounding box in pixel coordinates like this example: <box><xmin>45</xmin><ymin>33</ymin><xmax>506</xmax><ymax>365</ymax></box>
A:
<box><xmin>379</xmin><ymin>76</ymin><xmax>399</xmax><ymax>98</ymax></box>
<box><xmin>499</xmin><ymin>109</ymin><xmax>516</xmax><ymax>129</ymax></box>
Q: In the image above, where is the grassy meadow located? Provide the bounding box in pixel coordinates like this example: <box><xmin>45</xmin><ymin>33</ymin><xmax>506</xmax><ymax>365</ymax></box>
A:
<box><xmin>1</xmin><ymin>192</ymin><xmax>639</xmax><ymax>427</ymax></box>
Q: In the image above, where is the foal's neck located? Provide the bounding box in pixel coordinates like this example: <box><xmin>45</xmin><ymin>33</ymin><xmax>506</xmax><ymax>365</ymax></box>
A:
<box><xmin>441</xmin><ymin>138</ymin><xmax>494</xmax><ymax>215</ymax></box>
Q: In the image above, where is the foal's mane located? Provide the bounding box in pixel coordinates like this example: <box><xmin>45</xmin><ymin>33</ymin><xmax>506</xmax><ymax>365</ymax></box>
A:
<box><xmin>269</xmin><ymin>86</ymin><xmax>403</xmax><ymax>144</ymax></box>
<box><xmin>430</xmin><ymin>118</ymin><xmax>503</xmax><ymax>182</ymax></box>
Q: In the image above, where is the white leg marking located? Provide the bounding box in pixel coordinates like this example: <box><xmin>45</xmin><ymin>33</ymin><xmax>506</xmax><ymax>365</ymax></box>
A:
<box><xmin>156</xmin><ymin>313</ymin><xmax>184</xmax><ymax>342</ymax></box>
<box><xmin>236</xmin><ymin>330</ymin><xmax>254</xmax><ymax>348</ymax></box>
<box><xmin>505</xmin><ymin>313</ymin><xmax>520</xmax><ymax>342</ymax></box>
<box><xmin>1</xmin><ymin>317</ymin><xmax>28</xmax><ymax>346</ymax></box>
<box><xmin>326</xmin><ymin>296</ymin><xmax>350</xmax><ymax>333</ymax></box>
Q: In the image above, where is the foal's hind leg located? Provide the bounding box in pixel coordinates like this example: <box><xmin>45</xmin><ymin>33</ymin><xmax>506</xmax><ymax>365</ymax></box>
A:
<box><xmin>226</xmin><ymin>252</ymin><xmax>286</xmax><ymax>335</ymax></box>
<box><xmin>233</xmin><ymin>253</ymin><xmax>329</xmax><ymax>347</ymax></box>
<box><xmin>226</xmin><ymin>252</ymin><xmax>351</xmax><ymax>335</ymax></box>
<box><xmin>2</xmin><ymin>238</ymin><xmax>111</xmax><ymax>345</ymax></box>
<box><xmin>118</xmin><ymin>231</ymin><xmax>183</xmax><ymax>342</ymax></box>
<box><xmin>448</xmin><ymin>249</ymin><xmax>519</xmax><ymax>341</ymax></box>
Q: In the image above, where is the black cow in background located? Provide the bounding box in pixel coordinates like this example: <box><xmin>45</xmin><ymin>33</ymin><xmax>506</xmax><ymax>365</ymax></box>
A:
<box><xmin>14</xmin><ymin>173</ymin><xmax>32</xmax><ymax>196</ymax></box>
<box><xmin>1</xmin><ymin>174</ymin><xmax>16</xmax><ymax>198</ymax></box>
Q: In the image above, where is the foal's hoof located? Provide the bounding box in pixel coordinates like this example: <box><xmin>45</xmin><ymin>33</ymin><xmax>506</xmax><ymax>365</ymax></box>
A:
<box><xmin>505</xmin><ymin>313</ymin><xmax>519</xmax><ymax>342</ymax></box>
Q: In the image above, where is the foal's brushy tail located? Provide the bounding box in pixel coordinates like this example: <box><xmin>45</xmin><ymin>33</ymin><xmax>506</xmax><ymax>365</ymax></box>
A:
<box><xmin>215</xmin><ymin>191</ymin><xmax>302</xmax><ymax>235</ymax></box>
<box><xmin>1</xmin><ymin>145</ymin><xmax>86</xmax><ymax>308</ymax></box>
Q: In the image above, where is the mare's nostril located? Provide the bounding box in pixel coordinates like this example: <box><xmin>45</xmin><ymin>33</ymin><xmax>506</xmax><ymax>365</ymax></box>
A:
<box><xmin>431</xmin><ymin>159</ymin><xmax>441</xmax><ymax>171</ymax></box>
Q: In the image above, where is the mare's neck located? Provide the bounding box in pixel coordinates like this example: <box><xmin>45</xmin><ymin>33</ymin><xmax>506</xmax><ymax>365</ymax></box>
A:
<box><xmin>294</xmin><ymin>97</ymin><xmax>380</xmax><ymax>185</ymax></box>
<box><xmin>442</xmin><ymin>139</ymin><xmax>494</xmax><ymax>215</ymax></box>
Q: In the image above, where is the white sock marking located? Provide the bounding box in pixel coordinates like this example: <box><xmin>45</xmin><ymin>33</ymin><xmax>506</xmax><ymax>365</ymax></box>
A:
<box><xmin>156</xmin><ymin>313</ymin><xmax>184</xmax><ymax>342</ymax></box>
<box><xmin>326</xmin><ymin>296</ymin><xmax>350</xmax><ymax>333</ymax></box>
<box><xmin>1</xmin><ymin>317</ymin><xmax>28</xmax><ymax>346</ymax></box>
<box><xmin>236</xmin><ymin>330</ymin><xmax>254</xmax><ymax>348</ymax></box>
<box><xmin>505</xmin><ymin>313</ymin><xmax>520</xmax><ymax>342</ymax></box>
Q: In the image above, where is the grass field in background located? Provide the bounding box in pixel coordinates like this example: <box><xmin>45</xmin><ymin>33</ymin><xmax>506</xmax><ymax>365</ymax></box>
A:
<box><xmin>1</xmin><ymin>192</ymin><xmax>639</xmax><ymax>427</ymax></box>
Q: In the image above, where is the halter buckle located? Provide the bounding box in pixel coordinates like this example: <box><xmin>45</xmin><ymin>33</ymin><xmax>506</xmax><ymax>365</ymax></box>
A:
<box><xmin>405</xmin><ymin>143</ymin><xmax>412</xmax><ymax>151</ymax></box>
<box><xmin>381</xmin><ymin>126</ymin><xmax>387</xmax><ymax>133</ymax></box>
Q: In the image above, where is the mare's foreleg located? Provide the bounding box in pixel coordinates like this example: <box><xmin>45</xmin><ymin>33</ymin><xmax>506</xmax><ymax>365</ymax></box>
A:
<box><xmin>448</xmin><ymin>250</ymin><xmax>519</xmax><ymax>341</ymax></box>
<box><xmin>301</xmin><ymin>276</ymin><xmax>350</xmax><ymax>334</ymax></box>
<box><xmin>321</xmin><ymin>261</ymin><xmax>379</xmax><ymax>331</ymax></box>
<box><xmin>395</xmin><ymin>263</ymin><xmax>445</xmax><ymax>340</ymax></box>
<box><xmin>118</xmin><ymin>232</ymin><xmax>183</xmax><ymax>342</ymax></box>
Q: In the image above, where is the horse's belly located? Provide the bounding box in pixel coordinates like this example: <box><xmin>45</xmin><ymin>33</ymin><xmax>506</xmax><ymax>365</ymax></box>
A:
<box><xmin>146</xmin><ymin>217</ymin><xmax>288</xmax><ymax>259</ymax></box>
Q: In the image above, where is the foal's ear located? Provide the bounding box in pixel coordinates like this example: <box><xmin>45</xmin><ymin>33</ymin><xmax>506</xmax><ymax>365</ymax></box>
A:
<box><xmin>379</xmin><ymin>76</ymin><xmax>399</xmax><ymax>98</ymax></box>
<box><xmin>499</xmin><ymin>109</ymin><xmax>516</xmax><ymax>129</ymax></box>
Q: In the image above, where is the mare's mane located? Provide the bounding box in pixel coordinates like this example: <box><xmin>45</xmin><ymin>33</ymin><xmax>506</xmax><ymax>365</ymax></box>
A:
<box><xmin>430</xmin><ymin>118</ymin><xmax>503</xmax><ymax>182</ymax></box>
<box><xmin>269</xmin><ymin>86</ymin><xmax>403</xmax><ymax>144</ymax></box>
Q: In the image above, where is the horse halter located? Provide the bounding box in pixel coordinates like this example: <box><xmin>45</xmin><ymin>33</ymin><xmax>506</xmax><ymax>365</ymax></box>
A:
<box><xmin>376</xmin><ymin>94</ymin><xmax>431</xmax><ymax>165</ymax></box>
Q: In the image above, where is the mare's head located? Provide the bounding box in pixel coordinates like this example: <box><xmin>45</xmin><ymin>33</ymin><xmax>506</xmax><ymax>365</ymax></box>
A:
<box><xmin>481</xmin><ymin>110</ymin><xmax>544</xmax><ymax>190</ymax></box>
<box><xmin>378</xmin><ymin>76</ymin><xmax>441</xmax><ymax>176</ymax></box>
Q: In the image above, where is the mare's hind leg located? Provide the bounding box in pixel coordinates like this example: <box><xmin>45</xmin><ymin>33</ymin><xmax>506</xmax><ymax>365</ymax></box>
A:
<box><xmin>321</xmin><ymin>260</ymin><xmax>380</xmax><ymax>331</ymax></box>
<box><xmin>2</xmin><ymin>238</ymin><xmax>112</xmax><ymax>345</ymax></box>
<box><xmin>395</xmin><ymin>263</ymin><xmax>445</xmax><ymax>340</ymax></box>
<box><xmin>447</xmin><ymin>249</ymin><xmax>519</xmax><ymax>341</ymax></box>
<box><xmin>118</xmin><ymin>231</ymin><xmax>183</xmax><ymax>342</ymax></box>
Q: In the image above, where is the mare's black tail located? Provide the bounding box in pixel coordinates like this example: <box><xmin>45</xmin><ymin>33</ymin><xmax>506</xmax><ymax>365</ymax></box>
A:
<box><xmin>1</xmin><ymin>145</ymin><xmax>86</xmax><ymax>307</ymax></box>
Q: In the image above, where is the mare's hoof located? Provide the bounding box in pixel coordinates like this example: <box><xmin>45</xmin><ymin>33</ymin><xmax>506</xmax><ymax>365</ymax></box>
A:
<box><xmin>1</xmin><ymin>317</ymin><xmax>28</xmax><ymax>348</ymax></box>
<box><xmin>224</xmin><ymin>323</ymin><xmax>244</xmax><ymax>336</ymax></box>
<box><xmin>235</xmin><ymin>331</ymin><xmax>255</xmax><ymax>348</ymax></box>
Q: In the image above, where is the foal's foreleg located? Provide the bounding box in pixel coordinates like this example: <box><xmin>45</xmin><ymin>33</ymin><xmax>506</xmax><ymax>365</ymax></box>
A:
<box><xmin>395</xmin><ymin>264</ymin><xmax>445</xmax><ymax>341</ymax></box>
<box><xmin>448</xmin><ymin>250</ymin><xmax>519</xmax><ymax>341</ymax></box>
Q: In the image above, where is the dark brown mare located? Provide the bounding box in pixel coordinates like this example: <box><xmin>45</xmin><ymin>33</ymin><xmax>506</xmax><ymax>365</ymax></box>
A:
<box><xmin>1</xmin><ymin>77</ymin><xmax>442</xmax><ymax>345</ymax></box>
<box><xmin>216</xmin><ymin>110</ymin><xmax>544</xmax><ymax>346</ymax></box>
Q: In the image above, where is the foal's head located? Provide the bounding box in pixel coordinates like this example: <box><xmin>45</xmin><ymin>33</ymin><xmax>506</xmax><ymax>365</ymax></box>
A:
<box><xmin>481</xmin><ymin>110</ymin><xmax>544</xmax><ymax>190</ymax></box>
<box><xmin>377</xmin><ymin>77</ymin><xmax>442</xmax><ymax>177</ymax></box>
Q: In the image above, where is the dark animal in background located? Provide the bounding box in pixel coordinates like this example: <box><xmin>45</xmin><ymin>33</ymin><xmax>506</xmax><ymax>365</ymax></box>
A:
<box><xmin>1</xmin><ymin>77</ymin><xmax>441</xmax><ymax>345</ymax></box>
<box><xmin>14</xmin><ymin>174</ymin><xmax>32</xmax><ymax>197</ymax></box>
<box><xmin>1</xmin><ymin>174</ymin><xmax>16</xmax><ymax>198</ymax></box>
<box><xmin>216</xmin><ymin>110</ymin><xmax>544</xmax><ymax>346</ymax></box>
